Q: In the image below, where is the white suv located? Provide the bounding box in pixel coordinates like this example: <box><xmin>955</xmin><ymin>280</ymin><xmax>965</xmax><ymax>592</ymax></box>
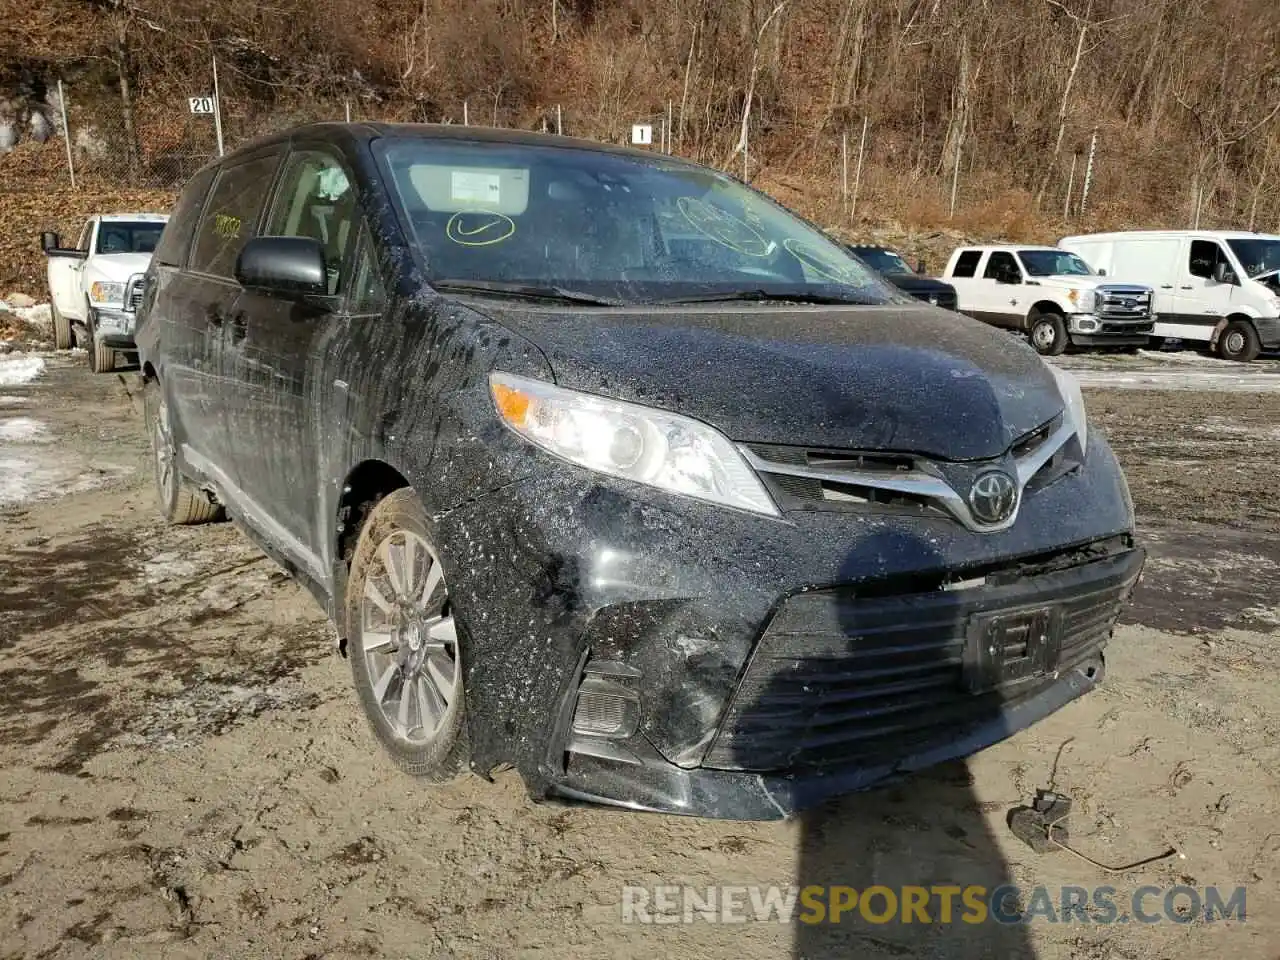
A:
<box><xmin>42</xmin><ymin>213</ymin><xmax>168</xmax><ymax>372</ymax></box>
<box><xmin>941</xmin><ymin>245</ymin><xmax>1154</xmax><ymax>355</ymax></box>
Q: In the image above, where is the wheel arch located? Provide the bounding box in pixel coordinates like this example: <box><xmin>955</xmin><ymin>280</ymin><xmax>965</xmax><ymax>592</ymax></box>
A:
<box><xmin>1027</xmin><ymin>300</ymin><xmax>1066</xmax><ymax>334</ymax></box>
<box><xmin>331</xmin><ymin>459</ymin><xmax>413</xmax><ymax>641</ymax></box>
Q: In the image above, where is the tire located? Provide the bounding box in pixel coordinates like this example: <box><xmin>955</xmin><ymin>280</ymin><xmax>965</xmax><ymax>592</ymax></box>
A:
<box><xmin>51</xmin><ymin>300</ymin><xmax>74</xmax><ymax>350</ymax></box>
<box><xmin>1030</xmin><ymin>312</ymin><xmax>1069</xmax><ymax>356</ymax></box>
<box><xmin>1147</xmin><ymin>336</ymin><xmax>1167</xmax><ymax>351</ymax></box>
<box><xmin>144</xmin><ymin>379</ymin><xmax>222</xmax><ymax>525</ymax></box>
<box><xmin>1217</xmin><ymin>319</ymin><xmax>1261</xmax><ymax>363</ymax></box>
<box><xmin>86</xmin><ymin>314</ymin><xmax>117</xmax><ymax>373</ymax></box>
<box><xmin>345</xmin><ymin>488</ymin><xmax>470</xmax><ymax>781</ymax></box>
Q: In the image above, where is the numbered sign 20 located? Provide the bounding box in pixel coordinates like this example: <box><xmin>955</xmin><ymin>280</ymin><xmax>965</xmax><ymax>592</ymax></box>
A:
<box><xmin>189</xmin><ymin>97</ymin><xmax>216</xmax><ymax>115</ymax></box>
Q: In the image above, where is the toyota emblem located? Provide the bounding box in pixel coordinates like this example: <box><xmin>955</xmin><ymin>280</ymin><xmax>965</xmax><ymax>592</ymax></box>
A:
<box><xmin>969</xmin><ymin>470</ymin><xmax>1019</xmax><ymax>525</ymax></box>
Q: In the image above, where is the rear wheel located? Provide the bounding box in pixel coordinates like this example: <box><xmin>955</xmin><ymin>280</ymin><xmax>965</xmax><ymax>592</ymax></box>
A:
<box><xmin>51</xmin><ymin>300</ymin><xmax>73</xmax><ymax>350</ymax></box>
<box><xmin>1217</xmin><ymin>319</ymin><xmax>1261</xmax><ymax>363</ymax></box>
<box><xmin>1030</xmin><ymin>312</ymin><xmax>1068</xmax><ymax>356</ymax></box>
<box><xmin>346</xmin><ymin>489</ymin><xmax>469</xmax><ymax>781</ymax></box>
<box><xmin>144</xmin><ymin>379</ymin><xmax>222</xmax><ymax>525</ymax></box>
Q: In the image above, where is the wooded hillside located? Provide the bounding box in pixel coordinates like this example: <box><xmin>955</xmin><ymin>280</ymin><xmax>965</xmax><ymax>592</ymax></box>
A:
<box><xmin>2</xmin><ymin>0</ymin><xmax>1279</xmax><ymax>293</ymax></box>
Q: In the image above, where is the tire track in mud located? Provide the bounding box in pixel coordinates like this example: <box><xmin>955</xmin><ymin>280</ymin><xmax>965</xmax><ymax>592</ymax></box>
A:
<box><xmin>0</xmin><ymin>517</ymin><xmax>335</xmax><ymax>775</ymax></box>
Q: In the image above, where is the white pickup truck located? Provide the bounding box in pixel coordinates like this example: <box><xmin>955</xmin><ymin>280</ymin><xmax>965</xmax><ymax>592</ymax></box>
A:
<box><xmin>42</xmin><ymin>213</ymin><xmax>168</xmax><ymax>372</ymax></box>
<box><xmin>941</xmin><ymin>244</ymin><xmax>1154</xmax><ymax>355</ymax></box>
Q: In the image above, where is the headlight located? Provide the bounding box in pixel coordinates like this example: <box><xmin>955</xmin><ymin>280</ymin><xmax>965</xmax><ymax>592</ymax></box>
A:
<box><xmin>489</xmin><ymin>372</ymin><xmax>779</xmax><ymax>516</ymax></box>
<box><xmin>1048</xmin><ymin>364</ymin><xmax>1088</xmax><ymax>454</ymax></box>
<box><xmin>1065</xmin><ymin>287</ymin><xmax>1096</xmax><ymax>312</ymax></box>
<box><xmin>89</xmin><ymin>281</ymin><xmax>126</xmax><ymax>303</ymax></box>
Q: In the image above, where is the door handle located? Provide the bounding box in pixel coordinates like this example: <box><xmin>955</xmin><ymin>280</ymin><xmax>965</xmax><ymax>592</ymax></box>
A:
<box><xmin>1160</xmin><ymin>284</ymin><xmax>1173</xmax><ymax>289</ymax></box>
<box><xmin>1180</xmin><ymin>285</ymin><xmax>1193</xmax><ymax>290</ymax></box>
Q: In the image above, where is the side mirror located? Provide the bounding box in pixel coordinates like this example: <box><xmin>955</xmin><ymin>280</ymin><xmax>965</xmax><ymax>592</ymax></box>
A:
<box><xmin>41</xmin><ymin>231</ymin><xmax>59</xmax><ymax>253</ymax></box>
<box><xmin>1097</xmin><ymin>268</ymin><xmax>1107</xmax><ymax>276</ymax></box>
<box><xmin>235</xmin><ymin>236</ymin><xmax>327</xmax><ymax>297</ymax></box>
<box><xmin>1212</xmin><ymin>261</ymin><xmax>1238</xmax><ymax>285</ymax></box>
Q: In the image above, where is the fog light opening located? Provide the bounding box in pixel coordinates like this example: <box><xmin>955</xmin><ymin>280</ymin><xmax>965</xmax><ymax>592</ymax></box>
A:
<box><xmin>572</xmin><ymin>674</ymin><xmax>640</xmax><ymax>740</ymax></box>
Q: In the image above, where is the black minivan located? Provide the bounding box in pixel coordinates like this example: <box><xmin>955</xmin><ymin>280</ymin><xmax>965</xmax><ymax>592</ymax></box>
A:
<box><xmin>135</xmin><ymin>123</ymin><xmax>1143</xmax><ymax>820</ymax></box>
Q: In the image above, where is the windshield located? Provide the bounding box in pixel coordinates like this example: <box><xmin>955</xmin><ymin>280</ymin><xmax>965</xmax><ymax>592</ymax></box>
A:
<box><xmin>378</xmin><ymin>138</ymin><xmax>903</xmax><ymax>305</ymax></box>
<box><xmin>1225</xmin><ymin>238</ymin><xmax>1280</xmax><ymax>279</ymax></box>
<box><xmin>95</xmin><ymin>222</ymin><xmax>163</xmax><ymax>255</ymax></box>
<box><xmin>852</xmin><ymin>248</ymin><xmax>913</xmax><ymax>275</ymax></box>
<box><xmin>1017</xmin><ymin>250</ymin><xmax>1094</xmax><ymax>277</ymax></box>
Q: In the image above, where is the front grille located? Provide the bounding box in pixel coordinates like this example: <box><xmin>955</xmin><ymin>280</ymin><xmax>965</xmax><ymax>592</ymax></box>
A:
<box><xmin>125</xmin><ymin>274</ymin><xmax>145</xmax><ymax>313</ymax></box>
<box><xmin>1097</xmin><ymin>286</ymin><xmax>1152</xmax><ymax>321</ymax></box>
<box><xmin>701</xmin><ymin>547</ymin><xmax>1139</xmax><ymax>773</ymax></box>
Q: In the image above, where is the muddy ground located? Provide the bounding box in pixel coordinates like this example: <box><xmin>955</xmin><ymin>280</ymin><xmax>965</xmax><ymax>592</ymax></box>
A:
<box><xmin>1</xmin><ymin>346</ymin><xmax>1279</xmax><ymax>959</ymax></box>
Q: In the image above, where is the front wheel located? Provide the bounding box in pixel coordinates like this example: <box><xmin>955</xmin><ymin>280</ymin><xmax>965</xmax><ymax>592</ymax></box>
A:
<box><xmin>1217</xmin><ymin>320</ymin><xmax>1261</xmax><ymax>363</ymax></box>
<box><xmin>86</xmin><ymin>314</ymin><xmax>116</xmax><ymax>373</ymax></box>
<box><xmin>1030</xmin><ymin>312</ymin><xmax>1069</xmax><ymax>356</ymax></box>
<box><xmin>51</xmin><ymin>300</ymin><xmax>74</xmax><ymax>350</ymax></box>
<box><xmin>345</xmin><ymin>488</ymin><xmax>469</xmax><ymax>781</ymax></box>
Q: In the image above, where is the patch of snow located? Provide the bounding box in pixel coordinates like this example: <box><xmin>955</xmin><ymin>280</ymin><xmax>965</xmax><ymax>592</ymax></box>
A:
<box><xmin>0</xmin><ymin>455</ymin><xmax>133</xmax><ymax>506</ymax></box>
<box><xmin>0</xmin><ymin>355</ymin><xmax>45</xmax><ymax>386</ymax></box>
<box><xmin>1136</xmin><ymin>349</ymin><xmax>1238</xmax><ymax>366</ymax></box>
<box><xmin>0</xmin><ymin>417</ymin><xmax>49</xmax><ymax>442</ymax></box>
<box><xmin>9</xmin><ymin>303</ymin><xmax>52</xmax><ymax>330</ymax></box>
<box><xmin>0</xmin><ymin>395</ymin><xmax>28</xmax><ymax>407</ymax></box>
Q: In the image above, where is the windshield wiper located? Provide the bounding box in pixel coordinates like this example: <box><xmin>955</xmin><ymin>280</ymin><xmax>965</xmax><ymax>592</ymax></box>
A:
<box><xmin>430</xmin><ymin>279</ymin><xmax>624</xmax><ymax>307</ymax></box>
<box><xmin>645</xmin><ymin>289</ymin><xmax>878</xmax><ymax>306</ymax></box>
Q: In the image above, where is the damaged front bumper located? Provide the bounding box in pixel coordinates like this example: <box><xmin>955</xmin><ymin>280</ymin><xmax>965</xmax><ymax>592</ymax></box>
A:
<box><xmin>437</xmin><ymin>434</ymin><xmax>1143</xmax><ymax>821</ymax></box>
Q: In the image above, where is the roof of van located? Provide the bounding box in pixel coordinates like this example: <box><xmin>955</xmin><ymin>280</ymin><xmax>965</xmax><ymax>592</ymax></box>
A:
<box><xmin>1061</xmin><ymin>230</ymin><xmax>1280</xmax><ymax>242</ymax></box>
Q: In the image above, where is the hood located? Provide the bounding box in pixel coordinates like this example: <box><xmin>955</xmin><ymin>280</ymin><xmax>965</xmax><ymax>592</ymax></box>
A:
<box><xmin>470</xmin><ymin>300</ymin><xmax>1065</xmax><ymax>461</ymax></box>
<box><xmin>882</xmin><ymin>274</ymin><xmax>955</xmax><ymax>296</ymax></box>
<box><xmin>85</xmin><ymin>252</ymin><xmax>152</xmax><ymax>280</ymax></box>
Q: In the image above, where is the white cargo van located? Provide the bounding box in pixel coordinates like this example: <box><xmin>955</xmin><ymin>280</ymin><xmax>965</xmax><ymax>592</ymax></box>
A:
<box><xmin>1059</xmin><ymin>230</ymin><xmax>1280</xmax><ymax>362</ymax></box>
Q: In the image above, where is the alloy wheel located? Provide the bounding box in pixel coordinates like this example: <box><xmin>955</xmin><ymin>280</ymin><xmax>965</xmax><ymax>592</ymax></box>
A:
<box><xmin>359</xmin><ymin>529</ymin><xmax>459</xmax><ymax>745</ymax></box>
<box><xmin>152</xmin><ymin>398</ymin><xmax>176</xmax><ymax>503</ymax></box>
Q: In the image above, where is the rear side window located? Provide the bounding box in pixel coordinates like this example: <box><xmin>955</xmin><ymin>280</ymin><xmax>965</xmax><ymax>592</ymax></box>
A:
<box><xmin>153</xmin><ymin>167</ymin><xmax>216</xmax><ymax>267</ymax></box>
<box><xmin>984</xmin><ymin>251</ymin><xmax>1020</xmax><ymax>281</ymax></box>
<box><xmin>190</xmin><ymin>153</ymin><xmax>282</xmax><ymax>278</ymax></box>
<box><xmin>951</xmin><ymin>250</ymin><xmax>982</xmax><ymax>278</ymax></box>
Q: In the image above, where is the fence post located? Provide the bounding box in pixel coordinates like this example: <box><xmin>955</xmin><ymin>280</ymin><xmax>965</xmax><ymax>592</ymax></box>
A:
<box><xmin>743</xmin><ymin>108</ymin><xmax>749</xmax><ymax>182</ymax></box>
<box><xmin>556</xmin><ymin>104</ymin><xmax>562</xmax><ymax>135</ymax></box>
<box><xmin>1080</xmin><ymin>128</ymin><xmax>1098</xmax><ymax>216</ymax></box>
<box><xmin>1064</xmin><ymin>153</ymin><xmax>1077</xmax><ymax>220</ymax></box>
<box><xmin>212</xmin><ymin>55</ymin><xmax>225</xmax><ymax>156</ymax></box>
<box><xmin>949</xmin><ymin>137</ymin><xmax>962</xmax><ymax>219</ymax></box>
<box><xmin>851</xmin><ymin>116</ymin><xmax>868</xmax><ymax>220</ymax></box>
<box><xmin>841</xmin><ymin>130</ymin><xmax>848</xmax><ymax>210</ymax></box>
<box><xmin>345</xmin><ymin>100</ymin><xmax>351</xmax><ymax>123</ymax></box>
<box><xmin>57</xmin><ymin>80</ymin><xmax>76</xmax><ymax>190</ymax></box>
<box><xmin>463</xmin><ymin>100</ymin><xmax>469</xmax><ymax>126</ymax></box>
<box><xmin>666</xmin><ymin>100</ymin><xmax>673</xmax><ymax>153</ymax></box>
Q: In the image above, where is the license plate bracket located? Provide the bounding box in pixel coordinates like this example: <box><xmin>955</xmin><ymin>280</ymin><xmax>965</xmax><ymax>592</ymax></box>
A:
<box><xmin>963</xmin><ymin>606</ymin><xmax>1062</xmax><ymax>693</ymax></box>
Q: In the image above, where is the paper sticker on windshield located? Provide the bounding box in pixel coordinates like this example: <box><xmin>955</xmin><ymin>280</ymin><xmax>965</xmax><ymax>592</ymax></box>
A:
<box><xmin>451</xmin><ymin>171</ymin><xmax>502</xmax><ymax>206</ymax></box>
<box><xmin>677</xmin><ymin>197</ymin><xmax>772</xmax><ymax>257</ymax></box>
<box><xmin>783</xmin><ymin>238</ymin><xmax>869</xmax><ymax>285</ymax></box>
<box><xmin>446</xmin><ymin>211</ymin><xmax>515</xmax><ymax>247</ymax></box>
